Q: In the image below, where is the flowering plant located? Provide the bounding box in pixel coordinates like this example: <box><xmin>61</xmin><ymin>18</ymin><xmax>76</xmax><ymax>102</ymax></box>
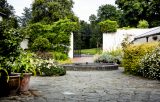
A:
<box><xmin>138</xmin><ymin>46</ymin><xmax>160</xmax><ymax>80</ymax></box>
<box><xmin>35</xmin><ymin>59</ymin><xmax>66</xmax><ymax>76</ymax></box>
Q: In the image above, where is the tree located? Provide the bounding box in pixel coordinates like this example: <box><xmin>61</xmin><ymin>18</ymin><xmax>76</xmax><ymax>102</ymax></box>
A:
<box><xmin>0</xmin><ymin>0</ymin><xmax>18</xmax><ymax>28</ymax></box>
<box><xmin>19</xmin><ymin>7</ymin><xmax>32</xmax><ymax>27</ymax></box>
<box><xmin>116</xmin><ymin>0</ymin><xmax>160</xmax><ymax>27</ymax></box>
<box><xmin>0</xmin><ymin>0</ymin><xmax>22</xmax><ymax>75</ymax></box>
<box><xmin>79</xmin><ymin>20</ymin><xmax>92</xmax><ymax>49</ymax></box>
<box><xmin>31</xmin><ymin>0</ymin><xmax>78</xmax><ymax>24</ymax></box>
<box><xmin>97</xmin><ymin>4</ymin><xmax>122</xmax><ymax>23</ymax></box>
<box><xmin>89</xmin><ymin>14</ymin><xmax>102</xmax><ymax>48</ymax></box>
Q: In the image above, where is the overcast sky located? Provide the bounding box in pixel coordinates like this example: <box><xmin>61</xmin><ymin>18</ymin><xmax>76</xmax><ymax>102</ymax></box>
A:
<box><xmin>7</xmin><ymin>0</ymin><xmax>116</xmax><ymax>22</ymax></box>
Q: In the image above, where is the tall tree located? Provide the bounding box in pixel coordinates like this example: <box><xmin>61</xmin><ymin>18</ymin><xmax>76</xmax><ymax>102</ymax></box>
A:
<box><xmin>0</xmin><ymin>0</ymin><xmax>18</xmax><ymax>28</ymax></box>
<box><xmin>19</xmin><ymin>7</ymin><xmax>32</xmax><ymax>27</ymax></box>
<box><xmin>116</xmin><ymin>0</ymin><xmax>160</xmax><ymax>27</ymax></box>
<box><xmin>97</xmin><ymin>4</ymin><xmax>122</xmax><ymax>23</ymax></box>
<box><xmin>89</xmin><ymin>14</ymin><xmax>102</xmax><ymax>48</ymax></box>
<box><xmin>79</xmin><ymin>20</ymin><xmax>92</xmax><ymax>49</ymax></box>
<box><xmin>31</xmin><ymin>0</ymin><xmax>78</xmax><ymax>24</ymax></box>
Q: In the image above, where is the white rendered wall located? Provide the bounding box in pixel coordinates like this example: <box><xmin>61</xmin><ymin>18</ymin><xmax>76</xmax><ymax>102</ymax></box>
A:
<box><xmin>68</xmin><ymin>33</ymin><xmax>74</xmax><ymax>58</ymax></box>
<box><xmin>20</xmin><ymin>39</ymin><xmax>29</xmax><ymax>50</ymax></box>
<box><xmin>103</xmin><ymin>29</ymin><xmax>150</xmax><ymax>51</ymax></box>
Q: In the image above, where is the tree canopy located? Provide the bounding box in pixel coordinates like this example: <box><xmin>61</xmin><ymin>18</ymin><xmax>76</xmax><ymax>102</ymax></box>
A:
<box><xmin>31</xmin><ymin>0</ymin><xmax>78</xmax><ymax>24</ymax></box>
<box><xmin>97</xmin><ymin>4</ymin><xmax>122</xmax><ymax>24</ymax></box>
<box><xmin>0</xmin><ymin>0</ymin><xmax>18</xmax><ymax>28</ymax></box>
<box><xmin>116</xmin><ymin>0</ymin><xmax>160</xmax><ymax>27</ymax></box>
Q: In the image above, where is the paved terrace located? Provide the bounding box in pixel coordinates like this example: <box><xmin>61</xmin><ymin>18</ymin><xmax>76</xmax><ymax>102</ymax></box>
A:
<box><xmin>0</xmin><ymin>68</ymin><xmax>160</xmax><ymax>102</ymax></box>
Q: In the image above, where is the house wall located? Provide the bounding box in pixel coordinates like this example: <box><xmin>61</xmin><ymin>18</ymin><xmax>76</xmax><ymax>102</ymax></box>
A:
<box><xmin>103</xmin><ymin>29</ymin><xmax>150</xmax><ymax>51</ymax></box>
<box><xmin>134</xmin><ymin>34</ymin><xmax>160</xmax><ymax>44</ymax></box>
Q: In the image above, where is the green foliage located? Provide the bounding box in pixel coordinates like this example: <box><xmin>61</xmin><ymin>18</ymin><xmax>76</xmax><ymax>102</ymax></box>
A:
<box><xmin>19</xmin><ymin>7</ymin><xmax>32</xmax><ymax>27</ymax></box>
<box><xmin>116</xmin><ymin>0</ymin><xmax>160</xmax><ymax>27</ymax></box>
<box><xmin>36</xmin><ymin>51</ymin><xmax>53</xmax><ymax>60</ymax></box>
<box><xmin>79</xmin><ymin>48</ymin><xmax>102</xmax><ymax>55</ymax></box>
<box><xmin>0</xmin><ymin>24</ymin><xmax>22</xmax><ymax>74</ymax></box>
<box><xmin>24</xmin><ymin>19</ymin><xmax>78</xmax><ymax>53</ymax></box>
<box><xmin>53</xmin><ymin>52</ymin><xmax>68</xmax><ymax>61</ymax></box>
<box><xmin>99</xmin><ymin>20</ymin><xmax>118</xmax><ymax>33</ymax></box>
<box><xmin>138</xmin><ymin>46</ymin><xmax>160</xmax><ymax>80</ymax></box>
<box><xmin>36</xmin><ymin>59</ymin><xmax>66</xmax><ymax>76</ymax></box>
<box><xmin>12</xmin><ymin>52</ymin><xmax>37</xmax><ymax>75</ymax></box>
<box><xmin>32</xmin><ymin>37</ymin><xmax>51</xmax><ymax>51</ymax></box>
<box><xmin>122</xmin><ymin>42</ymin><xmax>159</xmax><ymax>75</ymax></box>
<box><xmin>137</xmin><ymin>20</ymin><xmax>149</xmax><ymax>28</ymax></box>
<box><xmin>97</xmin><ymin>4</ymin><xmax>122</xmax><ymax>23</ymax></box>
<box><xmin>94</xmin><ymin>49</ymin><xmax>122</xmax><ymax>64</ymax></box>
<box><xmin>31</xmin><ymin>0</ymin><xmax>77</xmax><ymax>24</ymax></box>
<box><xmin>0</xmin><ymin>0</ymin><xmax>14</xmax><ymax>18</ymax></box>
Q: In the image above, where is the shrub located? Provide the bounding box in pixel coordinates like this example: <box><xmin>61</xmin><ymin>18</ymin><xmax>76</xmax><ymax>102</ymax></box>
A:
<box><xmin>138</xmin><ymin>47</ymin><xmax>160</xmax><ymax>80</ymax></box>
<box><xmin>53</xmin><ymin>52</ymin><xmax>68</xmax><ymax>61</ymax></box>
<box><xmin>99</xmin><ymin>20</ymin><xmax>118</xmax><ymax>33</ymax></box>
<box><xmin>36</xmin><ymin>51</ymin><xmax>53</xmax><ymax>60</ymax></box>
<box><xmin>137</xmin><ymin>20</ymin><xmax>149</xmax><ymax>28</ymax></box>
<box><xmin>122</xmin><ymin>42</ymin><xmax>159</xmax><ymax>75</ymax></box>
<box><xmin>31</xmin><ymin>36</ymin><xmax>51</xmax><ymax>51</ymax></box>
<box><xmin>0</xmin><ymin>26</ymin><xmax>22</xmax><ymax>75</ymax></box>
<box><xmin>94</xmin><ymin>49</ymin><xmax>122</xmax><ymax>64</ymax></box>
<box><xmin>36</xmin><ymin>59</ymin><xmax>66</xmax><ymax>76</ymax></box>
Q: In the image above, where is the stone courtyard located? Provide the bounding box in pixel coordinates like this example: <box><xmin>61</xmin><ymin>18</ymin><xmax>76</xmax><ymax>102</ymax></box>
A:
<box><xmin>0</xmin><ymin>68</ymin><xmax>160</xmax><ymax>102</ymax></box>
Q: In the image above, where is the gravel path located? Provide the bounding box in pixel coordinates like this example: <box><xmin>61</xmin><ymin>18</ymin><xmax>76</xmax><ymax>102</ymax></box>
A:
<box><xmin>0</xmin><ymin>68</ymin><xmax>160</xmax><ymax>102</ymax></box>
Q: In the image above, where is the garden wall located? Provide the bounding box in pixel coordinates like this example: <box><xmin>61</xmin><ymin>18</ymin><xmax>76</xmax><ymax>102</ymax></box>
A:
<box><xmin>103</xmin><ymin>29</ymin><xmax>149</xmax><ymax>51</ymax></box>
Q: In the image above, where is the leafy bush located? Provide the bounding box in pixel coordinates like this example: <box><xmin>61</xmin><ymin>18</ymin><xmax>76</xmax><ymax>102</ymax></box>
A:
<box><xmin>122</xmin><ymin>42</ymin><xmax>159</xmax><ymax>75</ymax></box>
<box><xmin>138</xmin><ymin>47</ymin><xmax>160</xmax><ymax>80</ymax></box>
<box><xmin>99</xmin><ymin>20</ymin><xmax>118</xmax><ymax>33</ymax></box>
<box><xmin>0</xmin><ymin>26</ymin><xmax>22</xmax><ymax>75</ymax></box>
<box><xmin>32</xmin><ymin>36</ymin><xmax>51</xmax><ymax>51</ymax></box>
<box><xmin>12</xmin><ymin>52</ymin><xmax>37</xmax><ymax>75</ymax></box>
<box><xmin>36</xmin><ymin>59</ymin><xmax>66</xmax><ymax>76</ymax></box>
<box><xmin>94</xmin><ymin>49</ymin><xmax>122</xmax><ymax>64</ymax></box>
<box><xmin>36</xmin><ymin>51</ymin><xmax>53</xmax><ymax>60</ymax></box>
<box><xmin>53</xmin><ymin>52</ymin><xmax>68</xmax><ymax>61</ymax></box>
<box><xmin>137</xmin><ymin>20</ymin><xmax>149</xmax><ymax>28</ymax></box>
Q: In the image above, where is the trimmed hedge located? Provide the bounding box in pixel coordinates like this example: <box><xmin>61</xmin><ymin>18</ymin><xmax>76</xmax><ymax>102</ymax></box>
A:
<box><xmin>99</xmin><ymin>20</ymin><xmax>118</xmax><ymax>33</ymax></box>
<box><xmin>122</xmin><ymin>42</ymin><xmax>159</xmax><ymax>75</ymax></box>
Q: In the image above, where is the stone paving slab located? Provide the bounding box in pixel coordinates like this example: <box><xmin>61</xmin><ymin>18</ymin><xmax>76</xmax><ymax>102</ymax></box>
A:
<box><xmin>0</xmin><ymin>68</ymin><xmax>160</xmax><ymax>102</ymax></box>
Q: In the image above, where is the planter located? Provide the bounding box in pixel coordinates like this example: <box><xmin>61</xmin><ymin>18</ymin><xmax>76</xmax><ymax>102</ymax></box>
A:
<box><xmin>19</xmin><ymin>73</ymin><xmax>32</xmax><ymax>92</ymax></box>
<box><xmin>8</xmin><ymin>75</ymin><xmax>20</xmax><ymax>95</ymax></box>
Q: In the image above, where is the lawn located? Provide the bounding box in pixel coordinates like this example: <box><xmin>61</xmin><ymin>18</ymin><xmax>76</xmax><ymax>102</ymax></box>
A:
<box><xmin>78</xmin><ymin>48</ymin><xmax>102</xmax><ymax>55</ymax></box>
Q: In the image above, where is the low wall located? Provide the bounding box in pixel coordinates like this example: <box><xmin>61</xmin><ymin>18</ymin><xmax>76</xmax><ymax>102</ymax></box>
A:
<box><xmin>103</xmin><ymin>29</ymin><xmax>149</xmax><ymax>51</ymax></box>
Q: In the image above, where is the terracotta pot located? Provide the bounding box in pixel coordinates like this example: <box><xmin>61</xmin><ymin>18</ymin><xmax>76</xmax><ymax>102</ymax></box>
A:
<box><xmin>19</xmin><ymin>73</ymin><xmax>32</xmax><ymax>92</ymax></box>
<box><xmin>8</xmin><ymin>75</ymin><xmax>20</xmax><ymax>95</ymax></box>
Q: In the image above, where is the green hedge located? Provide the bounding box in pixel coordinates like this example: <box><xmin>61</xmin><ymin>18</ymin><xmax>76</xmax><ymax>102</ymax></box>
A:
<box><xmin>99</xmin><ymin>20</ymin><xmax>118</xmax><ymax>33</ymax></box>
<box><xmin>122</xmin><ymin>42</ymin><xmax>159</xmax><ymax>75</ymax></box>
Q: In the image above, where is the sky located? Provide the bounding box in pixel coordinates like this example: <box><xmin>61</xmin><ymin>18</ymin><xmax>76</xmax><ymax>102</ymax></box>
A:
<box><xmin>7</xmin><ymin>0</ymin><xmax>116</xmax><ymax>22</ymax></box>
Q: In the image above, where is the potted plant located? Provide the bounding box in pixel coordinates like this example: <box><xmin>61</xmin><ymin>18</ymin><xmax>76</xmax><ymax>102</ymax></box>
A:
<box><xmin>0</xmin><ymin>23</ymin><xmax>23</xmax><ymax>96</ymax></box>
<box><xmin>12</xmin><ymin>52</ymin><xmax>37</xmax><ymax>92</ymax></box>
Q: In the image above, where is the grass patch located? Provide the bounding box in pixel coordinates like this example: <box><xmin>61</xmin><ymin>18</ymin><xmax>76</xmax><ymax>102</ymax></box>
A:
<box><xmin>75</xmin><ymin>48</ymin><xmax>102</xmax><ymax>55</ymax></box>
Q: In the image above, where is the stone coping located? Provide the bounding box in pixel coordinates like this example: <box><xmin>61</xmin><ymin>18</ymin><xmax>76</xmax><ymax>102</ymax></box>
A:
<box><xmin>62</xmin><ymin>63</ymin><xmax>119</xmax><ymax>71</ymax></box>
